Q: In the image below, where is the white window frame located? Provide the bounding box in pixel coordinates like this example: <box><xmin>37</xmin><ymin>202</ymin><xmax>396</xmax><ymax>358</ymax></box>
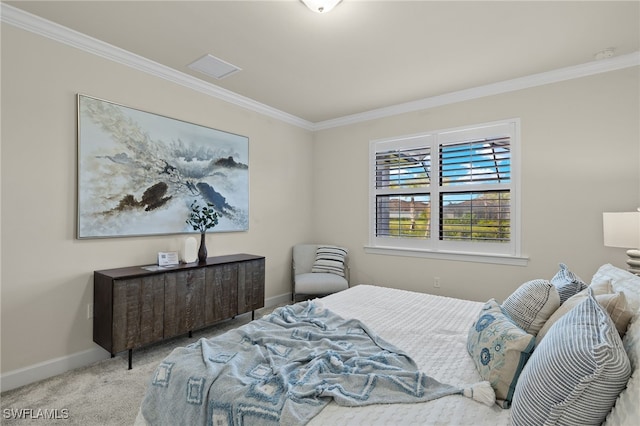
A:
<box><xmin>366</xmin><ymin>119</ymin><xmax>527</xmax><ymax>266</ymax></box>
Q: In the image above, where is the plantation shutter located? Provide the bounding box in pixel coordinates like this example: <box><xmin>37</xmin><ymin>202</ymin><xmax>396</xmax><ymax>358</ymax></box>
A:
<box><xmin>440</xmin><ymin>137</ymin><xmax>511</xmax><ymax>186</ymax></box>
<box><xmin>438</xmin><ymin>136</ymin><xmax>511</xmax><ymax>243</ymax></box>
<box><xmin>374</xmin><ymin>144</ymin><xmax>431</xmax><ymax>238</ymax></box>
<box><xmin>370</xmin><ymin>119</ymin><xmax>519</xmax><ymax>258</ymax></box>
<box><xmin>375</xmin><ymin>146</ymin><xmax>431</xmax><ymax>189</ymax></box>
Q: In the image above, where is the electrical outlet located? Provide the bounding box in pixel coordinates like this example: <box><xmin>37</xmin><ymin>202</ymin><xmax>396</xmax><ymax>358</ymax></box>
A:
<box><xmin>87</xmin><ymin>303</ymin><xmax>94</xmax><ymax>319</ymax></box>
<box><xmin>433</xmin><ymin>277</ymin><xmax>441</xmax><ymax>288</ymax></box>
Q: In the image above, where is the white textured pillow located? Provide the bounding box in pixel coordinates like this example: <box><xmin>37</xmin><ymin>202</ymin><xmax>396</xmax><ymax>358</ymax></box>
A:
<box><xmin>502</xmin><ymin>279</ymin><xmax>561</xmax><ymax>336</ymax></box>
<box><xmin>510</xmin><ymin>291</ymin><xmax>631</xmax><ymax>426</ymax></box>
<box><xmin>551</xmin><ymin>262</ymin><xmax>587</xmax><ymax>304</ymax></box>
<box><xmin>592</xmin><ymin>264</ymin><xmax>640</xmax><ymax>426</ymax></box>
<box><xmin>604</xmin><ymin>313</ymin><xmax>640</xmax><ymax>426</ymax></box>
<box><xmin>591</xmin><ymin>263</ymin><xmax>640</xmax><ymax>315</ymax></box>
<box><xmin>311</xmin><ymin>245</ymin><xmax>348</xmax><ymax>277</ymax></box>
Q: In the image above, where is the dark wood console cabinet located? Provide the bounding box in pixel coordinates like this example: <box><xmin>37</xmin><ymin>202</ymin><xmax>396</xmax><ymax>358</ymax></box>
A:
<box><xmin>93</xmin><ymin>254</ymin><xmax>265</xmax><ymax>368</ymax></box>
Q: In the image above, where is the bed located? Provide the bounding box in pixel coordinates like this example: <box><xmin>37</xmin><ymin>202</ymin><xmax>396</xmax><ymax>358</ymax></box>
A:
<box><xmin>136</xmin><ymin>263</ymin><xmax>640</xmax><ymax>425</ymax></box>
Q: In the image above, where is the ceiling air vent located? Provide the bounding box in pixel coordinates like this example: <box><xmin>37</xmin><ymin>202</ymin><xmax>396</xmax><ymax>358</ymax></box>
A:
<box><xmin>188</xmin><ymin>54</ymin><xmax>241</xmax><ymax>79</ymax></box>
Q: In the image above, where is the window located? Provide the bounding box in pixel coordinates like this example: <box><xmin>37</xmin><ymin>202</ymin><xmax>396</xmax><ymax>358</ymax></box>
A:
<box><xmin>369</xmin><ymin>119</ymin><xmax>524</xmax><ymax>264</ymax></box>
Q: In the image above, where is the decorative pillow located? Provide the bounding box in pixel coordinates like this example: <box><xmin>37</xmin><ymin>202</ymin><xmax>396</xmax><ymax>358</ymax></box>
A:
<box><xmin>311</xmin><ymin>245</ymin><xmax>348</xmax><ymax>277</ymax></box>
<box><xmin>604</xmin><ymin>312</ymin><xmax>640</xmax><ymax>426</ymax></box>
<box><xmin>598</xmin><ymin>291</ymin><xmax>633</xmax><ymax>336</ymax></box>
<box><xmin>510</xmin><ymin>291</ymin><xmax>631</xmax><ymax>426</ymax></box>
<box><xmin>603</xmin><ymin>369</ymin><xmax>640</xmax><ymax>426</ymax></box>
<box><xmin>591</xmin><ymin>263</ymin><xmax>640</xmax><ymax>315</ymax></box>
<box><xmin>622</xmin><ymin>306</ymin><xmax>640</xmax><ymax>374</ymax></box>
<box><xmin>551</xmin><ymin>262</ymin><xmax>588</xmax><ymax>304</ymax></box>
<box><xmin>537</xmin><ymin>281</ymin><xmax>633</xmax><ymax>342</ymax></box>
<box><xmin>502</xmin><ymin>279</ymin><xmax>560</xmax><ymax>336</ymax></box>
<box><xmin>592</xmin><ymin>264</ymin><xmax>640</xmax><ymax>426</ymax></box>
<box><xmin>467</xmin><ymin>299</ymin><xmax>535</xmax><ymax>408</ymax></box>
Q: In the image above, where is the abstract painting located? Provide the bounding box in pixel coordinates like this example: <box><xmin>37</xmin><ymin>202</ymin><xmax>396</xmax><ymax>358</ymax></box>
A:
<box><xmin>77</xmin><ymin>94</ymin><xmax>249</xmax><ymax>238</ymax></box>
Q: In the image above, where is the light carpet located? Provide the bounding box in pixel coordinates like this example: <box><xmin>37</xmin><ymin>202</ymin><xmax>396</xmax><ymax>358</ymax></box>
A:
<box><xmin>0</xmin><ymin>305</ymin><xmax>279</xmax><ymax>425</ymax></box>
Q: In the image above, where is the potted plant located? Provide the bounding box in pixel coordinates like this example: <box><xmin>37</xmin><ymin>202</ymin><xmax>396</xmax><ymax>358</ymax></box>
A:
<box><xmin>186</xmin><ymin>199</ymin><xmax>219</xmax><ymax>263</ymax></box>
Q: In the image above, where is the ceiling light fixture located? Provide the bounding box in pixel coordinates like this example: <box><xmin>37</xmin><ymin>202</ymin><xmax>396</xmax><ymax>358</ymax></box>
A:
<box><xmin>300</xmin><ymin>0</ymin><xmax>343</xmax><ymax>14</ymax></box>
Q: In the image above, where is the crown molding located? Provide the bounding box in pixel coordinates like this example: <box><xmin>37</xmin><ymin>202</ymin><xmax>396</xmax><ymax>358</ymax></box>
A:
<box><xmin>3</xmin><ymin>3</ymin><xmax>639</xmax><ymax>132</ymax></box>
<box><xmin>313</xmin><ymin>51</ymin><xmax>640</xmax><ymax>130</ymax></box>
<box><xmin>0</xmin><ymin>3</ymin><xmax>315</xmax><ymax>131</ymax></box>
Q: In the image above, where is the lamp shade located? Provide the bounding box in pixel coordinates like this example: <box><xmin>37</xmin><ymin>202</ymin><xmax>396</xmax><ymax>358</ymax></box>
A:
<box><xmin>603</xmin><ymin>211</ymin><xmax>640</xmax><ymax>248</ymax></box>
<box><xmin>300</xmin><ymin>0</ymin><xmax>342</xmax><ymax>13</ymax></box>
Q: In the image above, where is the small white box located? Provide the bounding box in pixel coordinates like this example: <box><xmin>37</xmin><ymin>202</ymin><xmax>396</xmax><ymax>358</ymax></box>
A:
<box><xmin>158</xmin><ymin>251</ymin><xmax>179</xmax><ymax>266</ymax></box>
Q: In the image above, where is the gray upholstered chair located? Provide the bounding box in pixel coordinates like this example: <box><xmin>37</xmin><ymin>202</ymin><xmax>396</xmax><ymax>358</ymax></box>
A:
<box><xmin>292</xmin><ymin>244</ymin><xmax>349</xmax><ymax>302</ymax></box>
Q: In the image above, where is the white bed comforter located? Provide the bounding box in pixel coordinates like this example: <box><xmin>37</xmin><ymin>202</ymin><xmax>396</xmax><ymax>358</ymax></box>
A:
<box><xmin>135</xmin><ymin>284</ymin><xmax>510</xmax><ymax>426</ymax></box>
<box><xmin>310</xmin><ymin>284</ymin><xmax>510</xmax><ymax>426</ymax></box>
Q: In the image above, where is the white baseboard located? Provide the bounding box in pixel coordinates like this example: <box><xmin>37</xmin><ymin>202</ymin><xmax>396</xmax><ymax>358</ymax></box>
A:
<box><xmin>266</xmin><ymin>292</ymin><xmax>292</xmax><ymax>308</ymax></box>
<box><xmin>0</xmin><ymin>293</ymin><xmax>293</xmax><ymax>393</ymax></box>
<box><xmin>1</xmin><ymin>347</ymin><xmax>111</xmax><ymax>393</ymax></box>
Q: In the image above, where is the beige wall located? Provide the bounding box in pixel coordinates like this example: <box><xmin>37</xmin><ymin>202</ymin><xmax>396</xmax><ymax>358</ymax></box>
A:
<box><xmin>312</xmin><ymin>68</ymin><xmax>640</xmax><ymax>303</ymax></box>
<box><xmin>2</xmin><ymin>22</ymin><xmax>639</xmax><ymax>386</ymax></box>
<box><xmin>1</xmin><ymin>25</ymin><xmax>315</xmax><ymax>375</ymax></box>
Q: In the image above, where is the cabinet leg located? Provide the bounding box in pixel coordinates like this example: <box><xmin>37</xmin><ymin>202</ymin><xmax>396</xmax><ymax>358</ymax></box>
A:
<box><xmin>252</xmin><ymin>310</ymin><xmax>255</xmax><ymax>321</ymax></box>
<box><xmin>128</xmin><ymin>349</ymin><xmax>132</xmax><ymax>370</ymax></box>
<box><xmin>189</xmin><ymin>330</ymin><xmax>193</xmax><ymax>338</ymax></box>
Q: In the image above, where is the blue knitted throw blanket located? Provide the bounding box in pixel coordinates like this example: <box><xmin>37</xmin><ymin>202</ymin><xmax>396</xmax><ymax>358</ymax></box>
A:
<box><xmin>141</xmin><ymin>301</ymin><xmax>487</xmax><ymax>425</ymax></box>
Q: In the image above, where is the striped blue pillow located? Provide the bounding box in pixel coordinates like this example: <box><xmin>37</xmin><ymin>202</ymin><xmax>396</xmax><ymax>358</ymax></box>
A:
<box><xmin>510</xmin><ymin>290</ymin><xmax>631</xmax><ymax>426</ymax></box>
<box><xmin>311</xmin><ymin>246</ymin><xmax>348</xmax><ymax>277</ymax></box>
<box><xmin>502</xmin><ymin>279</ymin><xmax>560</xmax><ymax>336</ymax></box>
<box><xmin>551</xmin><ymin>262</ymin><xmax>587</xmax><ymax>304</ymax></box>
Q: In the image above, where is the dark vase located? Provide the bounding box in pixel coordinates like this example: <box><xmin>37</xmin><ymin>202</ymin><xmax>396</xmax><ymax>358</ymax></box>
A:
<box><xmin>198</xmin><ymin>232</ymin><xmax>207</xmax><ymax>263</ymax></box>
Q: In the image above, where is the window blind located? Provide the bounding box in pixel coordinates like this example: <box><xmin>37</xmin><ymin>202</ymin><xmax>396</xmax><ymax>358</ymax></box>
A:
<box><xmin>370</xmin><ymin>119</ymin><xmax>519</xmax><ymax>258</ymax></box>
<box><xmin>438</xmin><ymin>137</ymin><xmax>511</xmax><ymax>243</ymax></box>
<box><xmin>375</xmin><ymin>147</ymin><xmax>430</xmax><ymax>189</ymax></box>
<box><xmin>440</xmin><ymin>191</ymin><xmax>511</xmax><ymax>242</ymax></box>
<box><xmin>376</xmin><ymin>194</ymin><xmax>431</xmax><ymax>238</ymax></box>
<box><xmin>440</xmin><ymin>137</ymin><xmax>510</xmax><ymax>186</ymax></box>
